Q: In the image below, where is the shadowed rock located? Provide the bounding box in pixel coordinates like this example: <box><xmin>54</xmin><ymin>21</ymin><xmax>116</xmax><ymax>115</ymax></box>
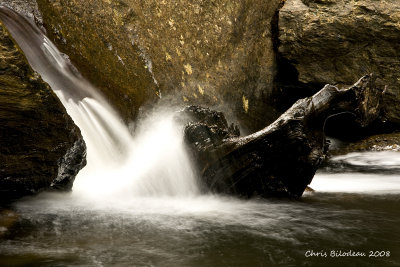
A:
<box><xmin>183</xmin><ymin>75</ymin><xmax>383</xmax><ymax>198</ymax></box>
<box><xmin>278</xmin><ymin>0</ymin><xmax>400</xmax><ymax>124</ymax></box>
<box><xmin>0</xmin><ymin>18</ymin><xmax>86</xmax><ymax>203</ymax></box>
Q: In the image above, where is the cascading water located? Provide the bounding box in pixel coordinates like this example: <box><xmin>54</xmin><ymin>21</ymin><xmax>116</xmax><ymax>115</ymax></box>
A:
<box><xmin>1</xmin><ymin>6</ymin><xmax>400</xmax><ymax>267</ymax></box>
<box><xmin>0</xmin><ymin>6</ymin><xmax>199</xmax><ymax>200</ymax></box>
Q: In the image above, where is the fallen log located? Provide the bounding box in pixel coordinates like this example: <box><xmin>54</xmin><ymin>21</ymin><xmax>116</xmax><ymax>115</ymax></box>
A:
<box><xmin>181</xmin><ymin>75</ymin><xmax>384</xmax><ymax>198</ymax></box>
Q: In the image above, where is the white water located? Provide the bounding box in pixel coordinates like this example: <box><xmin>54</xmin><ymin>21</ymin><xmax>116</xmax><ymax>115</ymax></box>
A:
<box><xmin>3</xmin><ymin>7</ymin><xmax>400</xmax><ymax>267</ymax></box>
<box><xmin>2</xmin><ymin>6</ymin><xmax>400</xmax><ymax>205</ymax></box>
<box><xmin>331</xmin><ymin>151</ymin><xmax>400</xmax><ymax>168</ymax></box>
<box><xmin>0</xmin><ymin>7</ymin><xmax>199</xmax><ymax>201</ymax></box>
<box><xmin>312</xmin><ymin>151</ymin><xmax>400</xmax><ymax>194</ymax></box>
<box><xmin>72</xmin><ymin>108</ymin><xmax>200</xmax><ymax>199</ymax></box>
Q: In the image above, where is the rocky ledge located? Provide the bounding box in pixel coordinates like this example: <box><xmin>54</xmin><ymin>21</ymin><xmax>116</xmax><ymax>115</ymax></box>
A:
<box><xmin>278</xmin><ymin>0</ymin><xmax>400</xmax><ymax>124</ymax></box>
<box><xmin>0</xmin><ymin>20</ymin><xmax>86</xmax><ymax>203</ymax></box>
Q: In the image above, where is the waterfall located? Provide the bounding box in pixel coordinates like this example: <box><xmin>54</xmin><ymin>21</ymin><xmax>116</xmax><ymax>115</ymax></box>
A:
<box><xmin>0</xmin><ymin>6</ymin><xmax>200</xmax><ymax>199</ymax></box>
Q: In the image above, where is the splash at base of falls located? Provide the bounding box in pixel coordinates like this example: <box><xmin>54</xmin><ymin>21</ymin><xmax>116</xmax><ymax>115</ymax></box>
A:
<box><xmin>1</xmin><ymin>7</ymin><xmax>400</xmax><ymax>267</ymax></box>
<box><xmin>72</xmin><ymin>110</ymin><xmax>200</xmax><ymax>200</ymax></box>
<box><xmin>0</xmin><ymin>6</ymin><xmax>200</xmax><ymax>200</ymax></box>
<box><xmin>3</xmin><ymin>5</ymin><xmax>400</xmax><ymax>203</ymax></box>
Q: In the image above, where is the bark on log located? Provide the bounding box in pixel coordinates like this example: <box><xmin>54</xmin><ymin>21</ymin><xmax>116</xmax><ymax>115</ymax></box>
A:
<box><xmin>182</xmin><ymin>75</ymin><xmax>384</xmax><ymax>198</ymax></box>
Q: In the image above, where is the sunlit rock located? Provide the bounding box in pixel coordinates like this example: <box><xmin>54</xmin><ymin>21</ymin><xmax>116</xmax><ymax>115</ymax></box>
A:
<box><xmin>36</xmin><ymin>0</ymin><xmax>282</xmax><ymax>131</ymax></box>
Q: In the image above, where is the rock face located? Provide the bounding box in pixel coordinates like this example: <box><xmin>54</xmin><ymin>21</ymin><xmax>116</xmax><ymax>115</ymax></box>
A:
<box><xmin>278</xmin><ymin>0</ymin><xmax>400</xmax><ymax>124</ymax></box>
<box><xmin>0</xmin><ymin>21</ymin><xmax>86</xmax><ymax>202</ymax></box>
<box><xmin>1</xmin><ymin>0</ymin><xmax>43</xmax><ymax>27</ymax></box>
<box><xmin>7</xmin><ymin>0</ymin><xmax>399</xmax><ymax>133</ymax></box>
<box><xmin>329</xmin><ymin>132</ymin><xmax>400</xmax><ymax>156</ymax></box>
<box><xmin>36</xmin><ymin>0</ymin><xmax>282</xmax><ymax>131</ymax></box>
<box><xmin>183</xmin><ymin>76</ymin><xmax>383</xmax><ymax>198</ymax></box>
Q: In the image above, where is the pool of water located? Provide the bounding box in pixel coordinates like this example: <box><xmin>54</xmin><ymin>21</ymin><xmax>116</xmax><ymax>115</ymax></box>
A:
<box><xmin>0</xmin><ymin>6</ymin><xmax>399</xmax><ymax>267</ymax></box>
<box><xmin>1</xmin><ymin>151</ymin><xmax>399</xmax><ymax>267</ymax></box>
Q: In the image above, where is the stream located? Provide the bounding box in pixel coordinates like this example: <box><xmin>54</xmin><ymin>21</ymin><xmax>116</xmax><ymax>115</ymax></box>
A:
<box><xmin>0</xmin><ymin>6</ymin><xmax>399</xmax><ymax>267</ymax></box>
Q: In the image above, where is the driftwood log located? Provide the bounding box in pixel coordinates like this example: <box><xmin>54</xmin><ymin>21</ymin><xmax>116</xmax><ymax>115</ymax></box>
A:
<box><xmin>181</xmin><ymin>75</ymin><xmax>383</xmax><ymax>198</ymax></box>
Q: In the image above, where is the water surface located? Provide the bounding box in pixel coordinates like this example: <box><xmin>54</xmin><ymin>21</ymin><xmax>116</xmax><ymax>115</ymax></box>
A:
<box><xmin>1</xmin><ymin>160</ymin><xmax>399</xmax><ymax>267</ymax></box>
<box><xmin>0</xmin><ymin>6</ymin><xmax>399</xmax><ymax>267</ymax></box>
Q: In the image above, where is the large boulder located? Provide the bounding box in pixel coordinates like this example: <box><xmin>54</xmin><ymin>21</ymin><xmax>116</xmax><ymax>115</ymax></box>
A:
<box><xmin>0</xmin><ymin>21</ymin><xmax>86</xmax><ymax>202</ymax></box>
<box><xmin>36</xmin><ymin>0</ymin><xmax>282</xmax><ymax>131</ymax></box>
<box><xmin>278</xmin><ymin>0</ymin><xmax>400</xmax><ymax>124</ymax></box>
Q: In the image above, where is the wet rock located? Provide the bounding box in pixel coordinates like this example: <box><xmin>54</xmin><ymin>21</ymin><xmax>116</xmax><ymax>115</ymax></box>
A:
<box><xmin>184</xmin><ymin>75</ymin><xmax>383</xmax><ymax>198</ymax></box>
<box><xmin>1</xmin><ymin>0</ymin><xmax>44</xmax><ymax>29</ymax></box>
<box><xmin>278</xmin><ymin>0</ymin><xmax>400</xmax><ymax>124</ymax></box>
<box><xmin>330</xmin><ymin>132</ymin><xmax>400</xmax><ymax>156</ymax></box>
<box><xmin>0</xmin><ymin>209</ymin><xmax>17</xmax><ymax>237</ymax></box>
<box><xmin>0</xmin><ymin>21</ymin><xmax>86</xmax><ymax>203</ymax></box>
<box><xmin>36</xmin><ymin>0</ymin><xmax>282</xmax><ymax>131</ymax></box>
<box><xmin>178</xmin><ymin>106</ymin><xmax>240</xmax><ymax>172</ymax></box>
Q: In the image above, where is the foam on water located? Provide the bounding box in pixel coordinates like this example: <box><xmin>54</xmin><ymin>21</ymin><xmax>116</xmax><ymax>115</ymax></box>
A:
<box><xmin>312</xmin><ymin>151</ymin><xmax>400</xmax><ymax>194</ymax></box>
<box><xmin>2</xmin><ymin>8</ymin><xmax>400</xmax><ymax>266</ymax></box>
<box><xmin>332</xmin><ymin>151</ymin><xmax>400</xmax><ymax>168</ymax></box>
<box><xmin>311</xmin><ymin>173</ymin><xmax>400</xmax><ymax>193</ymax></box>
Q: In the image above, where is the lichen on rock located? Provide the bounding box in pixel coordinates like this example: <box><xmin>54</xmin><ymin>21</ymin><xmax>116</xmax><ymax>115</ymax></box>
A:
<box><xmin>36</xmin><ymin>0</ymin><xmax>283</xmax><ymax>132</ymax></box>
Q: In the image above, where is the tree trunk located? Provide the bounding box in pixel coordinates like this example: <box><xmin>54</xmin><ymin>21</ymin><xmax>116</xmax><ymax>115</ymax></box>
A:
<box><xmin>182</xmin><ymin>75</ymin><xmax>384</xmax><ymax>198</ymax></box>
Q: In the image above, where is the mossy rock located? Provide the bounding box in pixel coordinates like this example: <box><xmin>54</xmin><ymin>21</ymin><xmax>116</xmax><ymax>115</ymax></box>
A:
<box><xmin>36</xmin><ymin>0</ymin><xmax>282</xmax><ymax>132</ymax></box>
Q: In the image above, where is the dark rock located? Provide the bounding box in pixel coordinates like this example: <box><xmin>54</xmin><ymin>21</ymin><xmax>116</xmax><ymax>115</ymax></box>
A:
<box><xmin>51</xmin><ymin>139</ymin><xmax>86</xmax><ymax>190</ymax></box>
<box><xmin>0</xmin><ymin>209</ymin><xmax>17</xmax><ymax>237</ymax></box>
<box><xmin>319</xmin><ymin>133</ymin><xmax>400</xmax><ymax>175</ymax></box>
<box><xmin>329</xmin><ymin>132</ymin><xmax>400</xmax><ymax>156</ymax></box>
<box><xmin>178</xmin><ymin>106</ymin><xmax>240</xmax><ymax>174</ymax></box>
<box><xmin>278</xmin><ymin>0</ymin><xmax>400</xmax><ymax>124</ymax></box>
<box><xmin>0</xmin><ymin>20</ymin><xmax>86</xmax><ymax>203</ymax></box>
<box><xmin>184</xmin><ymin>75</ymin><xmax>383</xmax><ymax>198</ymax></box>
